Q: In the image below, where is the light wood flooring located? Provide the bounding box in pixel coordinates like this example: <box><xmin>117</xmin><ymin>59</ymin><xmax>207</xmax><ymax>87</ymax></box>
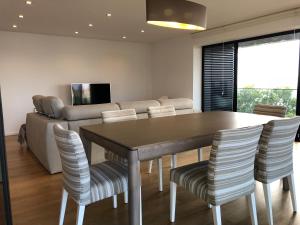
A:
<box><xmin>5</xmin><ymin>135</ymin><xmax>300</xmax><ymax>225</ymax></box>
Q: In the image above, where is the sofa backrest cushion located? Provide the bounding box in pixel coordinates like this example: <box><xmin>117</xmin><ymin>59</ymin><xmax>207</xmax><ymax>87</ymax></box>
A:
<box><xmin>158</xmin><ymin>98</ymin><xmax>193</xmax><ymax>110</ymax></box>
<box><xmin>32</xmin><ymin>95</ymin><xmax>45</xmax><ymax>113</ymax></box>
<box><xmin>42</xmin><ymin>96</ymin><xmax>65</xmax><ymax>119</ymax></box>
<box><xmin>118</xmin><ymin>100</ymin><xmax>160</xmax><ymax>114</ymax></box>
<box><xmin>62</xmin><ymin>103</ymin><xmax>120</xmax><ymax>121</ymax></box>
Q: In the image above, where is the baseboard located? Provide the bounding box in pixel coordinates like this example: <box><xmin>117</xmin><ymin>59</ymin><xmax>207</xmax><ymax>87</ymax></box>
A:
<box><xmin>5</xmin><ymin>132</ymin><xmax>18</xmax><ymax>136</ymax></box>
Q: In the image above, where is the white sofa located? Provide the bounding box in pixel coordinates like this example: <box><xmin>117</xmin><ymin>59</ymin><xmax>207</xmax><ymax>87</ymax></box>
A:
<box><xmin>26</xmin><ymin>96</ymin><xmax>194</xmax><ymax>174</ymax></box>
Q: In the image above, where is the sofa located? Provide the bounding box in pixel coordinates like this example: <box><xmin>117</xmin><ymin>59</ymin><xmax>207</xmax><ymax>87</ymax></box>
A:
<box><xmin>26</xmin><ymin>96</ymin><xmax>194</xmax><ymax>174</ymax></box>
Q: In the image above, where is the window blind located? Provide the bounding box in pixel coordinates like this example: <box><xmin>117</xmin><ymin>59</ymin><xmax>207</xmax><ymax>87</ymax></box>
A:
<box><xmin>202</xmin><ymin>43</ymin><xmax>236</xmax><ymax>112</ymax></box>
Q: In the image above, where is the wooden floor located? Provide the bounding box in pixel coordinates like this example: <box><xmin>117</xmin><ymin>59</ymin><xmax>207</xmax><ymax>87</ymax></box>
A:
<box><xmin>5</xmin><ymin>135</ymin><xmax>300</xmax><ymax>225</ymax></box>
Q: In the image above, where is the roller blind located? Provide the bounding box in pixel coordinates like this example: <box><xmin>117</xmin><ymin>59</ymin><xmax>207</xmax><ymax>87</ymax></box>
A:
<box><xmin>202</xmin><ymin>43</ymin><xmax>236</xmax><ymax>112</ymax></box>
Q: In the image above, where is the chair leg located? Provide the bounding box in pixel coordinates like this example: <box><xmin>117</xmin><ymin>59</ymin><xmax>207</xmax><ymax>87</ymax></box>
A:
<box><xmin>76</xmin><ymin>205</ymin><xmax>85</xmax><ymax>225</ymax></box>
<box><xmin>171</xmin><ymin>154</ymin><xmax>177</xmax><ymax>169</ymax></box>
<box><xmin>212</xmin><ymin>206</ymin><xmax>222</xmax><ymax>225</ymax></box>
<box><xmin>124</xmin><ymin>191</ymin><xmax>128</xmax><ymax>204</ymax></box>
<box><xmin>148</xmin><ymin>160</ymin><xmax>153</xmax><ymax>174</ymax></box>
<box><xmin>113</xmin><ymin>195</ymin><xmax>118</xmax><ymax>209</ymax></box>
<box><xmin>158</xmin><ymin>158</ymin><xmax>163</xmax><ymax>192</ymax></box>
<box><xmin>59</xmin><ymin>188</ymin><xmax>68</xmax><ymax>225</ymax></box>
<box><xmin>263</xmin><ymin>183</ymin><xmax>273</xmax><ymax>225</ymax></box>
<box><xmin>197</xmin><ymin>148</ymin><xmax>202</xmax><ymax>161</ymax></box>
<box><xmin>247</xmin><ymin>192</ymin><xmax>258</xmax><ymax>225</ymax></box>
<box><xmin>288</xmin><ymin>173</ymin><xmax>298</xmax><ymax>212</ymax></box>
<box><xmin>170</xmin><ymin>181</ymin><xmax>177</xmax><ymax>222</ymax></box>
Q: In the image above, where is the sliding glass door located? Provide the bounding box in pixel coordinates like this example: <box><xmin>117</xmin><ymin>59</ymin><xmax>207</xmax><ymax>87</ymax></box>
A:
<box><xmin>237</xmin><ymin>34</ymin><xmax>300</xmax><ymax>117</ymax></box>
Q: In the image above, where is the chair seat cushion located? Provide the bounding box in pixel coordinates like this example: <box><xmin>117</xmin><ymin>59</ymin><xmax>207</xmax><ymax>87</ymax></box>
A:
<box><xmin>90</xmin><ymin>161</ymin><xmax>128</xmax><ymax>203</ymax></box>
<box><xmin>170</xmin><ymin>161</ymin><xmax>209</xmax><ymax>202</ymax></box>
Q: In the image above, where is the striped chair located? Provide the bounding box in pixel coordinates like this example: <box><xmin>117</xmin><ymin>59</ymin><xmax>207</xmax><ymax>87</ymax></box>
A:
<box><xmin>253</xmin><ymin>104</ymin><xmax>286</xmax><ymax>117</ymax></box>
<box><xmin>102</xmin><ymin>109</ymin><xmax>137</xmax><ymax>166</ymax></box>
<box><xmin>147</xmin><ymin>105</ymin><xmax>176</xmax><ymax>192</ymax></box>
<box><xmin>255</xmin><ymin>117</ymin><xmax>300</xmax><ymax>225</ymax></box>
<box><xmin>170</xmin><ymin>125</ymin><xmax>263</xmax><ymax>225</ymax></box>
<box><xmin>102</xmin><ymin>109</ymin><xmax>136</xmax><ymax>205</ymax></box>
<box><xmin>53</xmin><ymin>124</ymin><xmax>128</xmax><ymax>225</ymax></box>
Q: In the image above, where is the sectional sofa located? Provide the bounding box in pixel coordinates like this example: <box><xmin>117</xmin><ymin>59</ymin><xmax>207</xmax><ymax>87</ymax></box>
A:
<box><xmin>26</xmin><ymin>96</ymin><xmax>194</xmax><ymax>174</ymax></box>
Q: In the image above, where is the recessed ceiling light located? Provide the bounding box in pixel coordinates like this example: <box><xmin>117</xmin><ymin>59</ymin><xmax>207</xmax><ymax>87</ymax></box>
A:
<box><xmin>106</xmin><ymin>13</ymin><xmax>112</xmax><ymax>17</ymax></box>
<box><xmin>122</xmin><ymin>36</ymin><xmax>127</xmax><ymax>39</ymax></box>
<box><xmin>12</xmin><ymin>25</ymin><xmax>17</xmax><ymax>28</ymax></box>
<box><xmin>88</xmin><ymin>24</ymin><xmax>93</xmax><ymax>27</ymax></box>
<box><xmin>26</xmin><ymin>1</ymin><xmax>32</xmax><ymax>5</ymax></box>
<box><xmin>141</xmin><ymin>29</ymin><xmax>145</xmax><ymax>33</ymax></box>
<box><xmin>19</xmin><ymin>14</ymin><xmax>24</xmax><ymax>19</ymax></box>
<box><xmin>75</xmin><ymin>31</ymin><xmax>79</xmax><ymax>34</ymax></box>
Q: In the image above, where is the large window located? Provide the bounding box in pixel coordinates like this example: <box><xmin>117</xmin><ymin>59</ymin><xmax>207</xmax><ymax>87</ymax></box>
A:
<box><xmin>237</xmin><ymin>34</ymin><xmax>300</xmax><ymax>117</ymax></box>
<box><xmin>202</xmin><ymin>30</ymin><xmax>300</xmax><ymax>138</ymax></box>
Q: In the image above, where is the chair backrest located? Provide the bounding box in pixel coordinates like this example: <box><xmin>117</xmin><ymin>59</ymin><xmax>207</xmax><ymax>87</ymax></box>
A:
<box><xmin>53</xmin><ymin>124</ymin><xmax>91</xmax><ymax>205</ymax></box>
<box><xmin>102</xmin><ymin>109</ymin><xmax>137</xmax><ymax>123</ymax></box>
<box><xmin>207</xmin><ymin>125</ymin><xmax>263</xmax><ymax>206</ymax></box>
<box><xmin>147</xmin><ymin>105</ymin><xmax>176</xmax><ymax>118</ymax></box>
<box><xmin>255</xmin><ymin>117</ymin><xmax>300</xmax><ymax>183</ymax></box>
<box><xmin>253</xmin><ymin>104</ymin><xmax>286</xmax><ymax>117</ymax></box>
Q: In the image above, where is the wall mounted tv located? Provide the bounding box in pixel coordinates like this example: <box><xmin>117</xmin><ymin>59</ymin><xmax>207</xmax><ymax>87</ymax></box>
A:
<box><xmin>71</xmin><ymin>83</ymin><xmax>111</xmax><ymax>105</ymax></box>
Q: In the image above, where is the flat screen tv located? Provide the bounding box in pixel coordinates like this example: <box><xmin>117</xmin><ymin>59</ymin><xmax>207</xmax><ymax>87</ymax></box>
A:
<box><xmin>71</xmin><ymin>83</ymin><xmax>111</xmax><ymax>105</ymax></box>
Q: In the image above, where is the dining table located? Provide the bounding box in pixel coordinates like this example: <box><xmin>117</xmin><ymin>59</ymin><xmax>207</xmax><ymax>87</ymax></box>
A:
<box><xmin>79</xmin><ymin>111</ymin><xmax>278</xmax><ymax>225</ymax></box>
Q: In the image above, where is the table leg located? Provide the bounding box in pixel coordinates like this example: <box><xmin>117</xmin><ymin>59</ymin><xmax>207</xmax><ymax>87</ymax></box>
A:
<box><xmin>79</xmin><ymin>130</ymin><xmax>92</xmax><ymax>165</ymax></box>
<box><xmin>128</xmin><ymin>151</ymin><xmax>141</xmax><ymax>225</ymax></box>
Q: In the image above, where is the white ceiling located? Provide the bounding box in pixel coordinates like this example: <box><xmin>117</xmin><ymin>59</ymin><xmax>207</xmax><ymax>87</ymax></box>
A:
<box><xmin>0</xmin><ymin>0</ymin><xmax>300</xmax><ymax>43</ymax></box>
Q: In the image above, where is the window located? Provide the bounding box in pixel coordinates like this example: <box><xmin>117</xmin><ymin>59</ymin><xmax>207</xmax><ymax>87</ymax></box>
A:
<box><xmin>237</xmin><ymin>33</ymin><xmax>300</xmax><ymax>117</ymax></box>
<box><xmin>202</xmin><ymin>43</ymin><xmax>237</xmax><ymax>112</ymax></box>
<box><xmin>202</xmin><ymin>30</ymin><xmax>300</xmax><ymax>139</ymax></box>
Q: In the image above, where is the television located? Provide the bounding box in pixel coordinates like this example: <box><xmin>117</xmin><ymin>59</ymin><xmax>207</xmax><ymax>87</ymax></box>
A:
<box><xmin>71</xmin><ymin>83</ymin><xmax>111</xmax><ymax>105</ymax></box>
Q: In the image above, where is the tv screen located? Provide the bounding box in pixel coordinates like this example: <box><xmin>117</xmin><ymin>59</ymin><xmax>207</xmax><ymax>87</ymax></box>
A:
<box><xmin>71</xmin><ymin>83</ymin><xmax>111</xmax><ymax>105</ymax></box>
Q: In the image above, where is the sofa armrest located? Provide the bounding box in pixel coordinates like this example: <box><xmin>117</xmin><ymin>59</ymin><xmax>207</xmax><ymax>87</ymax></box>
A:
<box><xmin>26</xmin><ymin>113</ymin><xmax>68</xmax><ymax>174</ymax></box>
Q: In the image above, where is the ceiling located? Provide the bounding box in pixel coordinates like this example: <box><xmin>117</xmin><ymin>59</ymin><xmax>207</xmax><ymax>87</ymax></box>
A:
<box><xmin>0</xmin><ymin>0</ymin><xmax>300</xmax><ymax>43</ymax></box>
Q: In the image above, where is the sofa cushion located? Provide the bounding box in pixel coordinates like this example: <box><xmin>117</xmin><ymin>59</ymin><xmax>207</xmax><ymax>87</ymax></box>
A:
<box><xmin>32</xmin><ymin>95</ymin><xmax>45</xmax><ymax>113</ymax></box>
<box><xmin>158</xmin><ymin>98</ymin><xmax>193</xmax><ymax>110</ymax></box>
<box><xmin>42</xmin><ymin>96</ymin><xmax>64</xmax><ymax>119</ymax></box>
<box><xmin>118</xmin><ymin>100</ymin><xmax>160</xmax><ymax>114</ymax></box>
<box><xmin>62</xmin><ymin>103</ymin><xmax>120</xmax><ymax>121</ymax></box>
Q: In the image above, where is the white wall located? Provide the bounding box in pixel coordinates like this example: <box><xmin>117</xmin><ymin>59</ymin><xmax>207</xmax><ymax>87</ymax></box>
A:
<box><xmin>151</xmin><ymin>35</ymin><xmax>194</xmax><ymax>99</ymax></box>
<box><xmin>0</xmin><ymin>31</ymin><xmax>152</xmax><ymax>135</ymax></box>
<box><xmin>151</xmin><ymin>8</ymin><xmax>300</xmax><ymax>112</ymax></box>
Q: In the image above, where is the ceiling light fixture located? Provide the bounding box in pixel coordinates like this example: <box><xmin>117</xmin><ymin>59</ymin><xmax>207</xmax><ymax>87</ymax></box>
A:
<box><xmin>122</xmin><ymin>36</ymin><xmax>127</xmax><ymax>39</ymax></box>
<box><xmin>146</xmin><ymin>0</ymin><xmax>207</xmax><ymax>31</ymax></box>
<box><xmin>26</xmin><ymin>1</ymin><xmax>32</xmax><ymax>5</ymax></box>
<box><xmin>88</xmin><ymin>24</ymin><xmax>93</xmax><ymax>27</ymax></box>
<box><xmin>141</xmin><ymin>29</ymin><xmax>145</xmax><ymax>33</ymax></box>
<box><xmin>75</xmin><ymin>31</ymin><xmax>79</xmax><ymax>34</ymax></box>
<box><xmin>12</xmin><ymin>25</ymin><xmax>18</xmax><ymax>28</ymax></box>
<box><xmin>106</xmin><ymin>13</ymin><xmax>112</xmax><ymax>17</ymax></box>
<box><xmin>19</xmin><ymin>14</ymin><xmax>24</xmax><ymax>19</ymax></box>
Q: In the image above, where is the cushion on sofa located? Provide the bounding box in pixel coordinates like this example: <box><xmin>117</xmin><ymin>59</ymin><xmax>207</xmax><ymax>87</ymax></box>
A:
<box><xmin>62</xmin><ymin>103</ymin><xmax>120</xmax><ymax>121</ymax></box>
<box><xmin>32</xmin><ymin>95</ymin><xmax>45</xmax><ymax>113</ymax></box>
<box><xmin>158</xmin><ymin>98</ymin><xmax>193</xmax><ymax>110</ymax></box>
<box><xmin>42</xmin><ymin>96</ymin><xmax>65</xmax><ymax>119</ymax></box>
<box><xmin>118</xmin><ymin>100</ymin><xmax>160</xmax><ymax>114</ymax></box>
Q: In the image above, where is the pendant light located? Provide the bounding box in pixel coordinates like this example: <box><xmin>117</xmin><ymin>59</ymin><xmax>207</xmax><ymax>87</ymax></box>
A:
<box><xmin>146</xmin><ymin>0</ymin><xmax>207</xmax><ymax>31</ymax></box>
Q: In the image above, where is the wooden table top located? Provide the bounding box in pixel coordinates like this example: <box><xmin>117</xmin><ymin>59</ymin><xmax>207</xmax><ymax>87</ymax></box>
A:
<box><xmin>80</xmin><ymin>111</ymin><xmax>277</xmax><ymax>152</ymax></box>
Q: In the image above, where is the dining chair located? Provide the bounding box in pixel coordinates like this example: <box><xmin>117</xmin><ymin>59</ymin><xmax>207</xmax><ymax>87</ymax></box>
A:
<box><xmin>253</xmin><ymin>104</ymin><xmax>286</xmax><ymax>117</ymax></box>
<box><xmin>170</xmin><ymin>125</ymin><xmax>263</xmax><ymax>225</ymax></box>
<box><xmin>53</xmin><ymin>124</ymin><xmax>128</xmax><ymax>225</ymax></box>
<box><xmin>102</xmin><ymin>109</ymin><xmax>136</xmax><ymax>205</ymax></box>
<box><xmin>147</xmin><ymin>105</ymin><xmax>176</xmax><ymax>192</ymax></box>
<box><xmin>255</xmin><ymin>117</ymin><xmax>300</xmax><ymax>225</ymax></box>
<box><xmin>253</xmin><ymin>104</ymin><xmax>288</xmax><ymax>190</ymax></box>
